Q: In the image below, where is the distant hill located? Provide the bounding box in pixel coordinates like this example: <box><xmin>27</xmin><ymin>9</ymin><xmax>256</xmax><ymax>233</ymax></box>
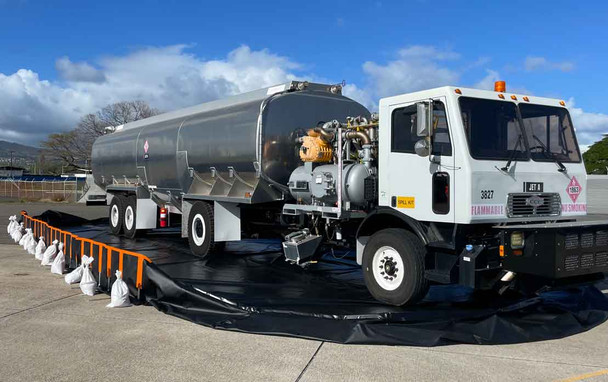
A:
<box><xmin>0</xmin><ymin>140</ymin><xmax>40</xmax><ymax>167</ymax></box>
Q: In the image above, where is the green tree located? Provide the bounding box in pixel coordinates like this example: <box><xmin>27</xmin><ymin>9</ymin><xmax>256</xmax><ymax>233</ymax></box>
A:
<box><xmin>583</xmin><ymin>136</ymin><xmax>608</xmax><ymax>174</ymax></box>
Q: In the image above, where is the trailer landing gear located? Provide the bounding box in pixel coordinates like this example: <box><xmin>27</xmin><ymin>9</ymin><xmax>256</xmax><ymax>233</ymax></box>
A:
<box><xmin>362</xmin><ymin>228</ymin><xmax>429</xmax><ymax>306</ymax></box>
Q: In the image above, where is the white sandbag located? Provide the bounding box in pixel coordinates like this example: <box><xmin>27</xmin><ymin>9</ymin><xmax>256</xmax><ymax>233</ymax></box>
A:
<box><xmin>35</xmin><ymin>237</ymin><xmax>46</xmax><ymax>260</ymax></box>
<box><xmin>65</xmin><ymin>255</ymin><xmax>87</xmax><ymax>285</ymax></box>
<box><xmin>18</xmin><ymin>231</ymin><xmax>29</xmax><ymax>247</ymax></box>
<box><xmin>27</xmin><ymin>235</ymin><xmax>37</xmax><ymax>255</ymax></box>
<box><xmin>79</xmin><ymin>256</ymin><xmax>96</xmax><ymax>296</ymax></box>
<box><xmin>7</xmin><ymin>215</ymin><xmax>16</xmax><ymax>234</ymax></box>
<box><xmin>21</xmin><ymin>229</ymin><xmax>33</xmax><ymax>249</ymax></box>
<box><xmin>106</xmin><ymin>270</ymin><xmax>131</xmax><ymax>308</ymax></box>
<box><xmin>50</xmin><ymin>243</ymin><xmax>65</xmax><ymax>275</ymax></box>
<box><xmin>13</xmin><ymin>223</ymin><xmax>23</xmax><ymax>243</ymax></box>
<box><xmin>41</xmin><ymin>240</ymin><xmax>59</xmax><ymax>266</ymax></box>
<box><xmin>8</xmin><ymin>215</ymin><xmax>18</xmax><ymax>234</ymax></box>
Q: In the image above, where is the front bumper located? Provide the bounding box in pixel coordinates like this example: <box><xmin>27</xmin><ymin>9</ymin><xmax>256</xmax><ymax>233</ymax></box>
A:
<box><xmin>499</xmin><ymin>220</ymin><xmax>608</xmax><ymax>279</ymax></box>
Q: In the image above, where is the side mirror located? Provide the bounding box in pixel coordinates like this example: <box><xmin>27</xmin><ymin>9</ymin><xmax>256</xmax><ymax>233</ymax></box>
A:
<box><xmin>414</xmin><ymin>139</ymin><xmax>430</xmax><ymax>157</ymax></box>
<box><xmin>416</xmin><ymin>101</ymin><xmax>433</xmax><ymax>137</ymax></box>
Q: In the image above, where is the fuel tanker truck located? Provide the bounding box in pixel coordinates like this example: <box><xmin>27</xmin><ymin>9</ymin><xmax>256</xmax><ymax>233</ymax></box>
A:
<box><xmin>91</xmin><ymin>80</ymin><xmax>608</xmax><ymax>306</ymax></box>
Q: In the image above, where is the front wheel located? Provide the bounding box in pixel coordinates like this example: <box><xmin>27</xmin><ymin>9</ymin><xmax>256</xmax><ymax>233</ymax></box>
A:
<box><xmin>362</xmin><ymin>228</ymin><xmax>429</xmax><ymax>306</ymax></box>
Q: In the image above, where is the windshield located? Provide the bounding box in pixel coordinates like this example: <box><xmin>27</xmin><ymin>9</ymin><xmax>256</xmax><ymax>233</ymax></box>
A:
<box><xmin>519</xmin><ymin>103</ymin><xmax>581</xmax><ymax>163</ymax></box>
<box><xmin>459</xmin><ymin>97</ymin><xmax>528</xmax><ymax>161</ymax></box>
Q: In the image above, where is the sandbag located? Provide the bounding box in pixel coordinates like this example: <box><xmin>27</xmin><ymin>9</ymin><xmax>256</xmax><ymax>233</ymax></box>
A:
<box><xmin>21</xmin><ymin>229</ymin><xmax>33</xmax><ymax>250</ymax></box>
<box><xmin>7</xmin><ymin>215</ymin><xmax>17</xmax><ymax>234</ymax></box>
<box><xmin>18</xmin><ymin>229</ymin><xmax>29</xmax><ymax>246</ymax></box>
<box><xmin>35</xmin><ymin>237</ymin><xmax>46</xmax><ymax>260</ymax></box>
<box><xmin>41</xmin><ymin>240</ymin><xmax>58</xmax><ymax>266</ymax></box>
<box><xmin>106</xmin><ymin>271</ymin><xmax>131</xmax><ymax>308</ymax></box>
<box><xmin>65</xmin><ymin>256</ymin><xmax>87</xmax><ymax>285</ymax></box>
<box><xmin>12</xmin><ymin>223</ymin><xmax>23</xmax><ymax>243</ymax></box>
<box><xmin>50</xmin><ymin>243</ymin><xmax>65</xmax><ymax>275</ymax></box>
<box><xmin>80</xmin><ymin>255</ymin><xmax>96</xmax><ymax>296</ymax></box>
<box><xmin>26</xmin><ymin>236</ymin><xmax>37</xmax><ymax>255</ymax></box>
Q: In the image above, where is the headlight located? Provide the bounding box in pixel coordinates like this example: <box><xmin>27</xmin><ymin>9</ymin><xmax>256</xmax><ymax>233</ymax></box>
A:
<box><xmin>510</xmin><ymin>231</ymin><xmax>525</xmax><ymax>249</ymax></box>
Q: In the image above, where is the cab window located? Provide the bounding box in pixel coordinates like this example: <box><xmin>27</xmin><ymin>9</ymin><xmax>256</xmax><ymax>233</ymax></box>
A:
<box><xmin>391</xmin><ymin>101</ymin><xmax>452</xmax><ymax>156</ymax></box>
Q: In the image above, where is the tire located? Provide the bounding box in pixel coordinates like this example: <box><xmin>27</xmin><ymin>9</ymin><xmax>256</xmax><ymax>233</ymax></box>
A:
<box><xmin>123</xmin><ymin>195</ymin><xmax>137</xmax><ymax>239</ymax></box>
<box><xmin>362</xmin><ymin>228</ymin><xmax>429</xmax><ymax>306</ymax></box>
<box><xmin>187</xmin><ymin>201</ymin><xmax>224</xmax><ymax>259</ymax></box>
<box><xmin>109</xmin><ymin>196</ymin><xmax>123</xmax><ymax>235</ymax></box>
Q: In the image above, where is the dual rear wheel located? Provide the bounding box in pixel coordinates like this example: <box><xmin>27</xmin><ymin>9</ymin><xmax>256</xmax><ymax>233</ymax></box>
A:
<box><xmin>108</xmin><ymin>195</ymin><xmax>138</xmax><ymax>239</ymax></box>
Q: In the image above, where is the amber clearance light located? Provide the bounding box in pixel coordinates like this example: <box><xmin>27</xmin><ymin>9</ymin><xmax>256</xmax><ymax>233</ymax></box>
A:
<box><xmin>494</xmin><ymin>81</ymin><xmax>506</xmax><ymax>92</ymax></box>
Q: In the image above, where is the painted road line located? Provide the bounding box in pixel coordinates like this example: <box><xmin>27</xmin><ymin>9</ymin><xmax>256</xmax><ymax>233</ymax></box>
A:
<box><xmin>556</xmin><ymin>369</ymin><xmax>608</xmax><ymax>382</ymax></box>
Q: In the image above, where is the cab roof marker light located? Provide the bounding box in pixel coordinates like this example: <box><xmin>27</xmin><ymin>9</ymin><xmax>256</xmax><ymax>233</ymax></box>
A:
<box><xmin>454</xmin><ymin>88</ymin><xmax>462</xmax><ymax>94</ymax></box>
<box><xmin>498</xmin><ymin>93</ymin><xmax>505</xmax><ymax>99</ymax></box>
<box><xmin>511</xmin><ymin>95</ymin><xmax>517</xmax><ymax>100</ymax></box>
<box><xmin>494</xmin><ymin>81</ymin><xmax>506</xmax><ymax>92</ymax></box>
<box><xmin>523</xmin><ymin>96</ymin><xmax>530</xmax><ymax>102</ymax></box>
<box><xmin>560</xmin><ymin>100</ymin><xmax>566</xmax><ymax>106</ymax></box>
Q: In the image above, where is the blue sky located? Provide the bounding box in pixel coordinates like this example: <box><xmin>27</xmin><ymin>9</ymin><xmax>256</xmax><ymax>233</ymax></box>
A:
<box><xmin>1</xmin><ymin>0</ymin><xmax>607</xmax><ymax>148</ymax></box>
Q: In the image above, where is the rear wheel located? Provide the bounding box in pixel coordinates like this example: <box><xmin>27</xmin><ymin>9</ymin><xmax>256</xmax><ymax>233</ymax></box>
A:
<box><xmin>109</xmin><ymin>196</ymin><xmax>123</xmax><ymax>235</ymax></box>
<box><xmin>362</xmin><ymin>228</ymin><xmax>429</xmax><ymax>306</ymax></box>
<box><xmin>123</xmin><ymin>195</ymin><xmax>137</xmax><ymax>239</ymax></box>
<box><xmin>188</xmin><ymin>201</ymin><xmax>224</xmax><ymax>259</ymax></box>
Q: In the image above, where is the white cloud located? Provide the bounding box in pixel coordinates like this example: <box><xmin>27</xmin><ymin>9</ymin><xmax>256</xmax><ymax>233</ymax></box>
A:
<box><xmin>55</xmin><ymin>57</ymin><xmax>106</xmax><ymax>83</ymax></box>
<box><xmin>342</xmin><ymin>83</ymin><xmax>376</xmax><ymax>111</ymax></box>
<box><xmin>0</xmin><ymin>69</ymin><xmax>92</xmax><ymax>143</ymax></box>
<box><xmin>567</xmin><ymin>98</ymin><xmax>608</xmax><ymax>146</ymax></box>
<box><xmin>361</xmin><ymin>45</ymin><xmax>460</xmax><ymax>99</ymax></box>
<box><xmin>524</xmin><ymin>56</ymin><xmax>575</xmax><ymax>72</ymax></box>
<box><xmin>473</xmin><ymin>69</ymin><xmax>501</xmax><ymax>90</ymax></box>
<box><xmin>0</xmin><ymin>45</ymin><xmax>301</xmax><ymax>144</ymax></box>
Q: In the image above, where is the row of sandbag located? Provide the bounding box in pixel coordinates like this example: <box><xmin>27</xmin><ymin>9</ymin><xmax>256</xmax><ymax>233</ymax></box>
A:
<box><xmin>7</xmin><ymin>215</ymin><xmax>130</xmax><ymax>308</ymax></box>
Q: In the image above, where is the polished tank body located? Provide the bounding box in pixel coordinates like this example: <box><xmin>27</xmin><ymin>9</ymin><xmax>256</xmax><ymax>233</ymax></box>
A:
<box><xmin>92</xmin><ymin>82</ymin><xmax>370</xmax><ymax>203</ymax></box>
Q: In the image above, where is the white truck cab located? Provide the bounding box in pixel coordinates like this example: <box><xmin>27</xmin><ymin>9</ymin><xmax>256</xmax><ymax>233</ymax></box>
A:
<box><xmin>379</xmin><ymin>85</ymin><xmax>586</xmax><ymax>225</ymax></box>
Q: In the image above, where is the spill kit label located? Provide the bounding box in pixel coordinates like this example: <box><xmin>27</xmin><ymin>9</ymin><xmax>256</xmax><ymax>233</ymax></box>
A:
<box><xmin>566</xmin><ymin>176</ymin><xmax>582</xmax><ymax>203</ymax></box>
<box><xmin>471</xmin><ymin>204</ymin><xmax>505</xmax><ymax>216</ymax></box>
<box><xmin>396</xmin><ymin>196</ymin><xmax>415</xmax><ymax>209</ymax></box>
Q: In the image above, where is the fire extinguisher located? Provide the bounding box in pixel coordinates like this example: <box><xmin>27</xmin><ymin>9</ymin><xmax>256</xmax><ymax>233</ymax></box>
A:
<box><xmin>160</xmin><ymin>207</ymin><xmax>168</xmax><ymax>228</ymax></box>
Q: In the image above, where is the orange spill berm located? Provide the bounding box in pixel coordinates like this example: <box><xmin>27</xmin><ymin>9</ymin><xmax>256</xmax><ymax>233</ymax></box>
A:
<box><xmin>20</xmin><ymin>212</ymin><xmax>151</xmax><ymax>294</ymax></box>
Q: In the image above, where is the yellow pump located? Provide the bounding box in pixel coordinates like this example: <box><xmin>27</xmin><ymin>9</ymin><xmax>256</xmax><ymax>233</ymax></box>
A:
<box><xmin>299</xmin><ymin>130</ymin><xmax>333</xmax><ymax>162</ymax></box>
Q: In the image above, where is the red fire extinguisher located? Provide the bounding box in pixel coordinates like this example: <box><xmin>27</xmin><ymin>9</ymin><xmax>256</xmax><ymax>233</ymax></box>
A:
<box><xmin>160</xmin><ymin>207</ymin><xmax>168</xmax><ymax>228</ymax></box>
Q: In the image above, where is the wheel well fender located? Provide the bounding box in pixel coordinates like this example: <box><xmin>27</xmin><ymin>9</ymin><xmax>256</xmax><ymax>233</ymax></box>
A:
<box><xmin>355</xmin><ymin>208</ymin><xmax>429</xmax><ymax>264</ymax></box>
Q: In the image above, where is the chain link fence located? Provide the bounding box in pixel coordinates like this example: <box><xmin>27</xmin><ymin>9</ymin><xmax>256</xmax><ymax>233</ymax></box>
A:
<box><xmin>0</xmin><ymin>178</ymin><xmax>86</xmax><ymax>202</ymax></box>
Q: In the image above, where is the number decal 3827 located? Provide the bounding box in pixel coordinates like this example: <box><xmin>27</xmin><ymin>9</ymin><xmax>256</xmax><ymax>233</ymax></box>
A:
<box><xmin>480</xmin><ymin>190</ymin><xmax>494</xmax><ymax>200</ymax></box>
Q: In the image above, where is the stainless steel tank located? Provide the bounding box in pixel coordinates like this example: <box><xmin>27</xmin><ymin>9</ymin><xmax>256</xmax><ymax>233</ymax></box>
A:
<box><xmin>91</xmin><ymin>81</ymin><xmax>370</xmax><ymax>203</ymax></box>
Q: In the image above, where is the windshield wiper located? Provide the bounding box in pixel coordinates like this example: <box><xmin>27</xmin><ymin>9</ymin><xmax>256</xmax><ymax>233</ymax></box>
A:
<box><xmin>501</xmin><ymin>134</ymin><xmax>523</xmax><ymax>172</ymax></box>
<box><xmin>531</xmin><ymin>135</ymin><xmax>567</xmax><ymax>172</ymax></box>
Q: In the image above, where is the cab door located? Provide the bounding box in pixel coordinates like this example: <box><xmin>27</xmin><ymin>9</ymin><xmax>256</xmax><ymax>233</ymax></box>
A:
<box><xmin>379</xmin><ymin>97</ymin><xmax>456</xmax><ymax>223</ymax></box>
